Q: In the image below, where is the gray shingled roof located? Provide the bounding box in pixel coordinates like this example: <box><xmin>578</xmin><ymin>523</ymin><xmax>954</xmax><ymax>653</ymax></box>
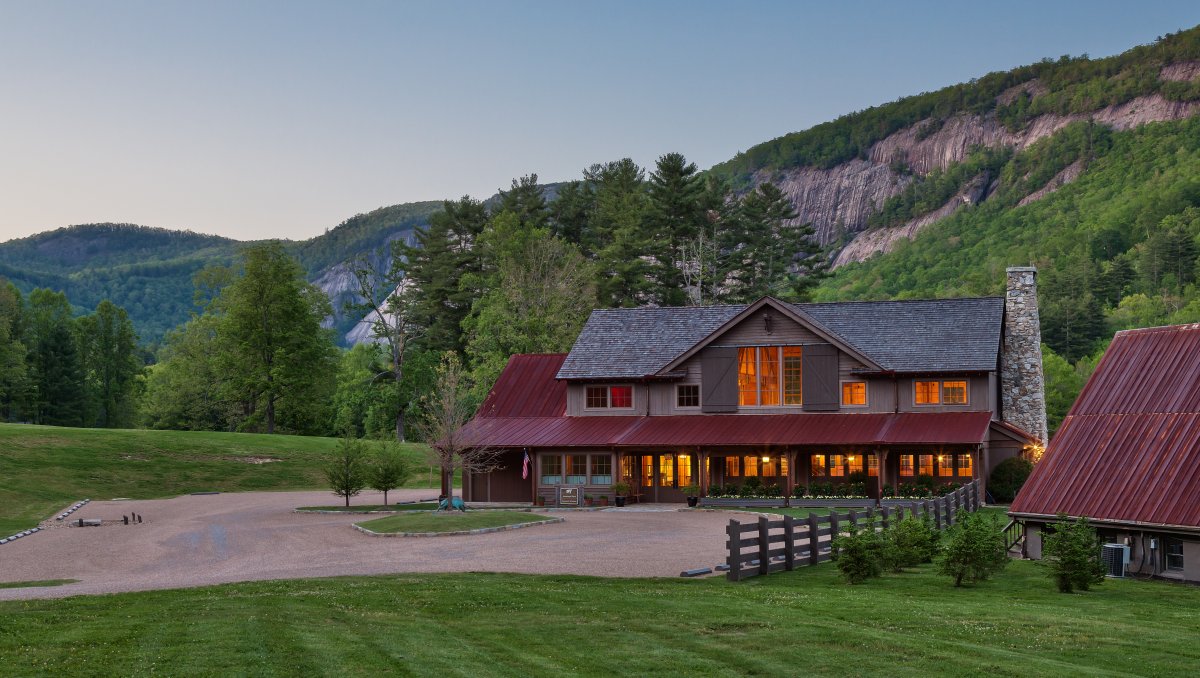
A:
<box><xmin>557</xmin><ymin>305</ymin><xmax>745</xmax><ymax>379</ymax></box>
<box><xmin>557</xmin><ymin>296</ymin><xmax>1005</xmax><ymax>379</ymax></box>
<box><xmin>793</xmin><ymin>297</ymin><xmax>1004</xmax><ymax>372</ymax></box>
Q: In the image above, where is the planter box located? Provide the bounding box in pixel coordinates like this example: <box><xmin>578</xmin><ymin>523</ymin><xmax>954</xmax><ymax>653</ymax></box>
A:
<box><xmin>700</xmin><ymin>498</ymin><xmax>788</xmax><ymax>508</ymax></box>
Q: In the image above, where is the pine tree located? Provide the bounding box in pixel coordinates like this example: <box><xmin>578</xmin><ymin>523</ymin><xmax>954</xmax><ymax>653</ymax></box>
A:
<box><xmin>646</xmin><ymin>153</ymin><xmax>706</xmax><ymax>306</ymax></box>
<box><xmin>24</xmin><ymin>289</ymin><xmax>85</xmax><ymax>426</ymax></box>
<box><xmin>495</xmin><ymin>174</ymin><xmax>549</xmax><ymax>232</ymax></box>
<box><xmin>77</xmin><ymin>300</ymin><xmax>142</xmax><ymax>428</ymax></box>
<box><xmin>585</xmin><ymin>159</ymin><xmax>653</xmax><ymax>307</ymax></box>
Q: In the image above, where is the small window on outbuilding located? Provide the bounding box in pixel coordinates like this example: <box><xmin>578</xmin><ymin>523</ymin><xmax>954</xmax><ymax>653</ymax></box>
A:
<box><xmin>842</xmin><ymin>381</ymin><xmax>867</xmax><ymax>406</ymax></box>
<box><xmin>1165</xmin><ymin>538</ymin><xmax>1185</xmax><ymax>572</ymax></box>
<box><xmin>943</xmin><ymin>380</ymin><xmax>968</xmax><ymax>405</ymax></box>
<box><xmin>915</xmin><ymin>381</ymin><xmax>940</xmax><ymax>405</ymax></box>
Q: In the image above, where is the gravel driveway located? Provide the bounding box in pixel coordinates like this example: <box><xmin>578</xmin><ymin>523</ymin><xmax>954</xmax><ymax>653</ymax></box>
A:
<box><xmin>0</xmin><ymin>490</ymin><xmax>736</xmax><ymax>600</ymax></box>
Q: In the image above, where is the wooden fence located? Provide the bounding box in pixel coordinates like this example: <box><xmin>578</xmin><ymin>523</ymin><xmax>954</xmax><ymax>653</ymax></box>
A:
<box><xmin>725</xmin><ymin>480</ymin><xmax>981</xmax><ymax>582</ymax></box>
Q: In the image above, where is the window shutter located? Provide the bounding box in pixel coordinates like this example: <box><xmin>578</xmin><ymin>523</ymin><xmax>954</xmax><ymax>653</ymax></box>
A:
<box><xmin>701</xmin><ymin>346</ymin><xmax>738</xmax><ymax>412</ymax></box>
<box><xmin>802</xmin><ymin>344</ymin><xmax>839</xmax><ymax>411</ymax></box>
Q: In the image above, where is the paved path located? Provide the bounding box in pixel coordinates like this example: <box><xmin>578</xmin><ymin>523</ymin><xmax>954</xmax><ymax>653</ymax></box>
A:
<box><xmin>0</xmin><ymin>490</ymin><xmax>736</xmax><ymax>600</ymax></box>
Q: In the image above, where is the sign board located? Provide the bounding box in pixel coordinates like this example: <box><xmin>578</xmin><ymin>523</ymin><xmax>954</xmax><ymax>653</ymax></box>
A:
<box><xmin>558</xmin><ymin>487</ymin><xmax>580</xmax><ymax>506</ymax></box>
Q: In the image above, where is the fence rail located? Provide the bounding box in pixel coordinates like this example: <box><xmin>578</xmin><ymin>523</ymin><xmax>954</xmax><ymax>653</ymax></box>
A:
<box><xmin>725</xmin><ymin>480</ymin><xmax>981</xmax><ymax>581</ymax></box>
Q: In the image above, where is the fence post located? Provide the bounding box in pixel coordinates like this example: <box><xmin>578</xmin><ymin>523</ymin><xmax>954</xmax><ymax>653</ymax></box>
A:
<box><xmin>784</xmin><ymin>515</ymin><xmax>795</xmax><ymax>571</ymax></box>
<box><xmin>895</xmin><ymin>505</ymin><xmax>904</xmax><ymax>522</ymax></box>
<box><xmin>726</xmin><ymin>520</ymin><xmax>741</xmax><ymax>582</ymax></box>
<box><xmin>932</xmin><ymin>501</ymin><xmax>941</xmax><ymax>530</ymax></box>
<box><xmin>848</xmin><ymin>509</ymin><xmax>858</xmax><ymax>533</ymax></box>
<box><xmin>758</xmin><ymin>515</ymin><xmax>770</xmax><ymax>576</ymax></box>
<box><xmin>881</xmin><ymin>505</ymin><xmax>890</xmax><ymax>530</ymax></box>
<box><xmin>972</xmin><ymin>481</ymin><xmax>980</xmax><ymax>511</ymax></box>
<box><xmin>945</xmin><ymin>494</ymin><xmax>954</xmax><ymax>526</ymax></box>
<box><xmin>953</xmin><ymin>488</ymin><xmax>961</xmax><ymax>518</ymax></box>
<box><xmin>808</xmin><ymin>513</ymin><xmax>821</xmax><ymax>566</ymax></box>
<box><xmin>830</xmin><ymin>510</ymin><xmax>841</xmax><ymax>542</ymax></box>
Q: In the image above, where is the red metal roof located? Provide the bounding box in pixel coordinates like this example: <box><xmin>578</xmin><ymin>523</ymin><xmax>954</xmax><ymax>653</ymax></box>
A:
<box><xmin>1012</xmin><ymin>324</ymin><xmax>1200</xmax><ymax>528</ymax></box>
<box><xmin>475</xmin><ymin>354</ymin><xmax>567</xmax><ymax>418</ymax></box>
<box><xmin>462</xmin><ymin>410</ymin><xmax>997</xmax><ymax>448</ymax></box>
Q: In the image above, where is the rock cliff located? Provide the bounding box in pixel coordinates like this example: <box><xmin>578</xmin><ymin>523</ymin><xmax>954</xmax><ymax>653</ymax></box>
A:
<box><xmin>764</xmin><ymin>94</ymin><xmax>1200</xmax><ymax>266</ymax></box>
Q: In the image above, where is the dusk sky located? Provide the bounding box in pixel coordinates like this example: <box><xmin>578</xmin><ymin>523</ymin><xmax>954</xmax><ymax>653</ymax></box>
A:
<box><xmin>2</xmin><ymin>1</ymin><xmax>1198</xmax><ymax>242</ymax></box>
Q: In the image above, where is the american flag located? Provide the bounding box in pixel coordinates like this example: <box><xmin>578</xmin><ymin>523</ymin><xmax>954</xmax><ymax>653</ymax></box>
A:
<box><xmin>522</xmin><ymin>451</ymin><xmax>531</xmax><ymax>480</ymax></box>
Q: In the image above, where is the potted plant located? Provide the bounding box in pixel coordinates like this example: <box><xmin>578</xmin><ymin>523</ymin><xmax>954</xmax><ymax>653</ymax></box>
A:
<box><xmin>599</xmin><ymin>495</ymin><xmax>609</xmax><ymax>506</ymax></box>
<box><xmin>612</xmin><ymin>482</ymin><xmax>630</xmax><ymax>507</ymax></box>
<box><xmin>682</xmin><ymin>483</ymin><xmax>700</xmax><ymax>507</ymax></box>
<box><xmin>535</xmin><ymin>495</ymin><xmax>545</xmax><ymax>507</ymax></box>
<box><xmin>584</xmin><ymin>494</ymin><xmax>594</xmax><ymax>507</ymax></box>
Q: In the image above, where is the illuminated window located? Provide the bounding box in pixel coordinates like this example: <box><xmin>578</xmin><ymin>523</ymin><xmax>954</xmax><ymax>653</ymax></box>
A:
<box><xmin>738</xmin><ymin>346</ymin><xmax>803</xmax><ymax>407</ymax></box>
<box><xmin>590</xmin><ymin>455</ymin><xmax>612</xmax><ymax>485</ymax></box>
<box><xmin>915</xmin><ymin>381</ymin><xmax>940</xmax><ymax>405</ymax></box>
<box><xmin>783</xmin><ymin>347</ymin><xmax>803</xmax><ymax>405</ymax></box>
<box><xmin>640</xmin><ymin>456</ymin><xmax>654</xmax><ymax>487</ymax></box>
<box><xmin>621</xmin><ymin>456</ymin><xmax>634</xmax><ymax>483</ymax></box>
<box><xmin>658</xmin><ymin>454</ymin><xmax>675</xmax><ymax>487</ymax></box>
<box><xmin>867</xmin><ymin>454</ymin><xmax>878</xmax><ymax>477</ymax></box>
<box><xmin>678</xmin><ymin>455</ymin><xmax>693</xmax><ymax>487</ymax></box>
<box><xmin>762</xmin><ymin>456</ymin><xmax>777</xmax><ymax>477</ymax></box>
<box><xmin>585</xmin><ymin>385</ymin><xmax>633</xmax><ymax>409</ymax></box>
<box><xmin>957</xmin><ymin>454</ymin><xmax>973</xmax><ymax>477</ymax></box>
<box><xmin>918</xmin><ymin>454</ymin><xmax>934</xmax><ymax>476</ymax></box>
<box><xmin>610</xmin><ymin>386</ymin><xmax>632</xmax><ymax>408</ymax></box>
<box><xmin>541</xmin><ymin>454</ymin><xmax>563</xmax><ymax>485</ymax></box>
<box><xmin>810</xmin><ymin>454</ymin><xmax>826</xmax><ymax>477</ymax></box>
<box><xmin>842</xmin><ymin>381</ymin><xmax>867</xmax><ymax>406</ymax></box>
<box><xmin>1165</xmin><ymin>538</ymin><xmax>1185</xmax><ymax>571</ymax></box>
<box><xmin>738</xmin><ymin>348</ymin><xmax>759</xmax><ymax>406</ymax></box>
<box><xmin>676</xmin><ymin>384</ymin><xmax>700</xmax><ymax>408</ymax></box>
<box><xmin>725</xmin><ymin>456</ymin><xmax>740</xmax><ymax>476</ymax></box>
<box><xmin>943</xmin><ymin>381</ymin><xmax>968</xmax><ymax>405</ymax></box>
<box><xmin>830</xmin><ymin>454</ymin><xmax>845</xmax><ymax>477</ymax></box>
<box><xmin>780</xmin><ymin>456</ymin><xmax>789</xmax><ymax>476</ymax></box>
<box><xmin>937</xmin><ymin>454</ymin><xmax>954</xmax><ymax>477</ymax></box>
<box><xmin>743</xmin><ymin>455</ymin><xmax>759</xmax><ymax>477</ymax></box>
<box><xmin>566</xmin><ymin>455</ymin><xmax>588</xmax><ymax>484</ymax></box>
<box><xmin>848</xmin><ymin>454</ymin><xmax>863</xmax><ymax>475</ymax></box>
<box><xmin>900</xmin><ymin>455</ymin><xmax>914</xmax><ymax>477</ymax></box>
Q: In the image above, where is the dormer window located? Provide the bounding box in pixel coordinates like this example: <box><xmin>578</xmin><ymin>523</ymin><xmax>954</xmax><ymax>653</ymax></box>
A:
<box><xmin>585</xmin><ymin>385</ymin><xmax>633</xmax><ymax>409</ymax></box>
<box><xmin>737</xmin><ymin>346</ymin><xmax>803</xmax><ymax>406</ymax></box>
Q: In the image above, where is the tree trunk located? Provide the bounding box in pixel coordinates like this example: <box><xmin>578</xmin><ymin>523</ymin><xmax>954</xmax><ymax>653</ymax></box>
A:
<box><xmin>383</xmin><ymin>490</ymin><xmax>388</xmax><ymax>506</ymax></box>
<box><xmin>441</xmin><ymin>467</ymin><xmax>453</xmax><ymax>500</ymax></box>
<box><xmin>395</xmin><ymin>409</ymin><xmax>404</xmax><ymax>443</ymax></box>
<box><xmin>344</xmin><ymin>493</ymin><xmax>349</xmax><ymax>507</ymax></box>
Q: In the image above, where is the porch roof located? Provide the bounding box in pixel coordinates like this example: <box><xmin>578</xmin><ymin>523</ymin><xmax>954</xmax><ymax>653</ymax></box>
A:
<box><xmin>461</xmin><ymin>410</ymin><xmax>997</xmax><ymax>449</ymax></box>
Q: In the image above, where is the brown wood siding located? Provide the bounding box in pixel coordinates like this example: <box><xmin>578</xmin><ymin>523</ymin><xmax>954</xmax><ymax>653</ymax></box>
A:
<box><xmin>802</xmin><ymin>344</ymin><xmax>839</xmax><ymax>411</ymax></box>
<box><xmin>467</xmin><ymin>450</ymin><xmax>531</xmax><ymax>502</ymax></box>
<box><xmin>715</xmin><ymin>308</ymin><xmax>822</xmax><ymax>345</ymax></box>
<box><xmin>898</xmin><ymin>376</ymin><xmax>992</xmax><ymax>413</ymax></box>
<box><xmin>701</xmin><ymin>346</ymin><xmax>738</xmax><ymax>412</ymax></box>
<box><xmin>565</xmin><ymin>383</ymin><xmax>648</xmax><ymax>416</ymax></box>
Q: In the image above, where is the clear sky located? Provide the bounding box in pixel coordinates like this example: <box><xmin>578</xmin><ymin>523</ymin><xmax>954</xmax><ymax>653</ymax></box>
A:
<box><xmin>1</xmin><ymin>1</ymin><xmax>1197</xmax><ymax>242</ymax></box>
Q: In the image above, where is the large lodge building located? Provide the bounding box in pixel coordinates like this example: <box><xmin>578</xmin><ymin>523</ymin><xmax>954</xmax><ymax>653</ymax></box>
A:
<box><xmin>462</xmin><ymin>268</ymin><xmax>1047</xmax><ymax>506</ymax></box>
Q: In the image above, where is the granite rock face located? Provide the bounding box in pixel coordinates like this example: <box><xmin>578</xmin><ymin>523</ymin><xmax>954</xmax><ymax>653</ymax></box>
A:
<box><xmin>763</xmin><ymin>95</ymin><xmax>1200</xmax><ymax>264</ymax></box>
<box><xmin>1000</xmin><ymin>267</ymin><xmax>1048</xmax><ymax>444</ymax></box>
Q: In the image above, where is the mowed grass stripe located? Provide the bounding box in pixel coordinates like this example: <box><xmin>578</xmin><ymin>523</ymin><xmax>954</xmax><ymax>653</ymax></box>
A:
<box><xmin>356</xmin><ymin>511</ymin><xmax>553</xmax><ymax>534</ymax></box>
<box><xmin>3</xmin><ymin>562</ymin><xmax>1198</xmax><ymax>676</ymax></box>
<box><xmin>0</xmin><ymin>423</ymin><xmax>440</xmax><ymax>535</ymax></box>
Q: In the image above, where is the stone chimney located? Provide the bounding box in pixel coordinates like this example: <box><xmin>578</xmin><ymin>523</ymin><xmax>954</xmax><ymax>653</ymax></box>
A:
<box><xmin>1001</xmin><ymin>266</ymin><xmax>1048</xmax><ymax>444</ymax></box>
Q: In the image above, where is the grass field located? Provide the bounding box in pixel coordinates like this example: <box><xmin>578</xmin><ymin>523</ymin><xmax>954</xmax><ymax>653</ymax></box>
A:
<box><xmin>2</xmin><ymin>561</ymin><xmax>1197</xmax><ymax>676</ymax></box>
<box><xmin>0</xmin><ymin>423</ymin><xmax>439</xmax><ymax>535</ymax></box>
<box><xmin>357</xmin><ymin>511</ymin><xmax>552</xmax><ymax>534</ymax></box>
<box><xmin>0</xmin><ymin>579</ymin><xmax>76</xmax><ymax>590</ymax></box>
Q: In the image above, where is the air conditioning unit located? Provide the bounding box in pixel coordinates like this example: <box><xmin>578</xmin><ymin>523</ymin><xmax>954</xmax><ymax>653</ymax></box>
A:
<box><xmin>1102</xmin><ymin>543</ymin><xmax>1130</xmax><ymax>577</ymax></box>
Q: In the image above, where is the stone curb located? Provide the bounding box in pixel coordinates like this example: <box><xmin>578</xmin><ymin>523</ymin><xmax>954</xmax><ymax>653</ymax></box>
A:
<box><xmin>352</xmin><ymin>516</ymin><xmax>565</xmax><ymax>538</ymax></box>
<box><xmin>2</xmin><ymin>499</ymin><xmax>89</xmax><ymax>546</ymax></box>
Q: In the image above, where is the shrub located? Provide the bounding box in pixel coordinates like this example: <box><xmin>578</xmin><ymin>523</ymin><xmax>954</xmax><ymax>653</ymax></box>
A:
<box><xmin>887</xmin><ymin>516</ymin><xmax>940</xmax><ymax>570</ymax></box>
<box><xmin>936</xmin><ymin>512</ymin><xmax>1008</xmax><ymax>586</ymax></box>
<box><xmin>847</xmin><ymin>470</ymin><xmax>869</xmax><ymax>486</ymax></box>
<box><xmin>915</xmin><ymin>474</ymin><xmax>937</xmax><ymax>495</ymax></box>
<box><xmin>881</xmin><ymin>483</ymin><xmax>895</xmax><ymax>498</ymax></box>
<box><xmin>723</xmin><ymin>484</ymin><xmax>740</xmax><ymax>498</ymax></box>
<box><xmin>1042</xmin><ymin>515</ymin><xmax>1105</xmax><ymax>593</ymax></box>
<box><xmin>708</xmin><ymin>484</ymin><xmax>724</xmax><ymax>497</ymax></box>
<box><xmin>989</xmin><ymin>457</ymin><xmax>1034</xmax><ymax>503</ymax></box>
<box><xmin>832</xmin><ymin>525</ymin><xmax>884</xmax><ymax>584</ymax></box>
<box><xmin>792</xmin><ymin>485</ymin><xmax>808</xmax><ymax>498</ymax></box>
<box><xmin>848</xmin><ymin>481</ymin><xmax>867</xmax><ymax>497</ymax></box>
<box><xmin>742</xmin><ymin>477</ymin><xmax>762</xmax><ymax>496</ymax></box>
<box><xmin>762</xmin><ymin>483</ymin><xmax>781</xmax><ymax>497</ymax></box>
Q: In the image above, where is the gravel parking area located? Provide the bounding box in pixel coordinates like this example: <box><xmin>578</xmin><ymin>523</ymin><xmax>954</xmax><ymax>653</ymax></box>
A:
<box><xmin>0</xmin><ymin>490</ymin><xmax>734</xmax><ymax>600</ymax></box>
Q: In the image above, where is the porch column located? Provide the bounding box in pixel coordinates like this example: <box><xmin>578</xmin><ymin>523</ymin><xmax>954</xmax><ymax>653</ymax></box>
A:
<box><xmin>784</xmin><ymin>447</ymin><xmax>794</xmax><ymax>498</ymax></box>
<box><xmin>699</xmin><ymin>449</ymin><xmax>709</xmax><ymax>497</ymax></box>
<box><xmin>876</xmin><ymin>448</ymin><xmax>889</xmax><ymax>506</ymax></box>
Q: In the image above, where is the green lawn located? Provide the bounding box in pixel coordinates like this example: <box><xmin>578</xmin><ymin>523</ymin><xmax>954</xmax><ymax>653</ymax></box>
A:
<box><xmin>295</xmin><ymin>502</ymin><xmax>441</xmax><ymax>513</ymax></box>
<box><xmin>356</xmin><ymin>510</ymin><xmax>552</xmax><ymax>534</ymax></box>
<box><xmin>0</xmin><ymin>423</ymin><xmax>440</xmax><ymax>535</ymax></box>
<box><xmin>2</xmin><ymin>562</ymin><xmax>1197</xmax><ymax>676</ymax></box>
